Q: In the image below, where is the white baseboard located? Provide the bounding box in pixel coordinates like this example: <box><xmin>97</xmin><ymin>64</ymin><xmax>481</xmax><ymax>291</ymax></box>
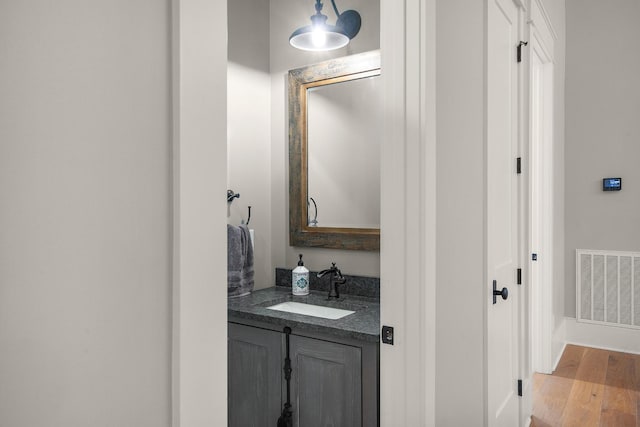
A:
<box><xmin>552</xmin><ymin>342</ymin><xmax>567</xmax><ymax>372</ymax></box>
<box><xmin>551</xmin><ymin>317</ymin><xmax>567</xmax><ymax>372</ymax></box>
<box><xmin>564</xmin><ymin>317</ymin><xmax>640</xmax><ymax>355</ymax></box>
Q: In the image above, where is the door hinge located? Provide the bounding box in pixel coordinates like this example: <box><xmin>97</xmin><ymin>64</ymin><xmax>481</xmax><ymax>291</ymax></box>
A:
<box><xmin>517</xmin><ymin>268</ymin><xmax>522</xmax><ymax>285</ymax></box>
<box><xmin>518</xmin><ymin>379</ymin><xmax>523</xmax><ymax>396</ymax></box>
<box><xmin>517</xmin><ymin>41</ymin><xmax>528</xmax><ymax>63</ymax></box>
<box><xmin>516</xmin><ymin>157</ymin><xmax>522</xmax><ymax>174</ymax></box>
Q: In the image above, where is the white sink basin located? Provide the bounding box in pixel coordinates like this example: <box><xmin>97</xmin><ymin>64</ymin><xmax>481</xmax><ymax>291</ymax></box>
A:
<box><xmin>266</xmin><ymin>301</ymin><xmax>355</xmax><ymax>320</ymax></box>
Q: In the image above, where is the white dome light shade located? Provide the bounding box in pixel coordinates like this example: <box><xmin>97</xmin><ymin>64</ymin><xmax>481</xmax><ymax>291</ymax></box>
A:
<box><xmin>289</xmin><ymin>2</ymin><xmax>350</xmax><ymax>51</ymax></box>
<box><xmin>289</xmin><ymin>25</ymin><xmax>349</xmax><ymax>51</ymax></box>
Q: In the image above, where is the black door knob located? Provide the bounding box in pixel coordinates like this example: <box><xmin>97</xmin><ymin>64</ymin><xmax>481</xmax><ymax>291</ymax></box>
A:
<box><xmin>494</xmin><ymin>287</ymin><xmax>508</xmax><ymax>299</ymax></box>
<box><xmin>492</xmin><ymin>280</ymin><xmax>509</xmax><ymax>304</ymax></box>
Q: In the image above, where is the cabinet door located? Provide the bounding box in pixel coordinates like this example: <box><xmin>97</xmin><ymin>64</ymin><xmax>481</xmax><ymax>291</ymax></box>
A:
<box><xmin>289</xmin><ymin>335</ymin><xmax>362</xmax><ymax>427</ymax></box>
<box><xmin>228</xmin><ymin>323</ymin><xmax>282</xmax><ymax>427</ymax></box>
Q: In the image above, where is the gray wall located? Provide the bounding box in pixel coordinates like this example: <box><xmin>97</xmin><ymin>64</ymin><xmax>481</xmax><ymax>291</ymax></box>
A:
<box><xmin>565</xmin><ymin>0</ymin><xmax>640</xmax><ymax>317</ymax></box>
<box><xmin>0</xmin><ymin>1</ymin><xmax>171</xmax><ymax>426</ymax></box>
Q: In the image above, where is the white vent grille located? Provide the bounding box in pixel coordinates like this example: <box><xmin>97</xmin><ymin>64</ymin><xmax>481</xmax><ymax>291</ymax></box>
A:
<box><xmin>576</xmin><ymin>249</ymin><xmax>640</xmax><ymax>330</ymax></box>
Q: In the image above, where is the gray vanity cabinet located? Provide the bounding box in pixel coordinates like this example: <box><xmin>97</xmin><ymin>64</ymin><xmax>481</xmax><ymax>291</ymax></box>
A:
<box><xmin>228</xmin><ymin>323</ymin><xmax>282</xmax><ymax>427</ymax></box>
<box><xmin>228</xmin><ymin>320</ymin><xmax>378</xmax><ymax>427</ymax></box>
<box><xmin>289</xmin><ymin>335</ymin><xmax>362</xmax><ymax>427</ymax></box>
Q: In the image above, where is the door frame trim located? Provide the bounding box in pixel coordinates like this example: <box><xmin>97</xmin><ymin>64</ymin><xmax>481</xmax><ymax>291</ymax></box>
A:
<box><xmin>527</xmin><ymin>0</ymin><xmax>557</xmax><ymax>376</ymax></box>
<box><xmin>379</xmin><ymin>0</ymin><xmax>437</xmax><ymax>425</ymax></box>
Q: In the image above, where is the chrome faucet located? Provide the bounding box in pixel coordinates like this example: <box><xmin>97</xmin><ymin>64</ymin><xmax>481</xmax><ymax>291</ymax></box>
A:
<box><xmin>317</xmin><ymin>263</ymin><xmax>346</xmax><ymax>300</ymax></box>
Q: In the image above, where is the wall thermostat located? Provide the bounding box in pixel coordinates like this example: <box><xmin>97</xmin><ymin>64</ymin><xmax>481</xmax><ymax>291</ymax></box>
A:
<box><xmin>603</xmin><ymin>178</ymin><xmax>622</xmax><ymax>191</ymax></box>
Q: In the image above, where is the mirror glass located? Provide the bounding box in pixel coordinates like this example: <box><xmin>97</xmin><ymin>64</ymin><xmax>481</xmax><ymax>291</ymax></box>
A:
<box><xmin>307</xmin><ymin>75</ymin><xmax>381</xmax><ymax>229</ymax></box>
<box><xmin>289</xmin><ymin>50</ymin><xmax>380</xmax><ymax>250</ymax></box>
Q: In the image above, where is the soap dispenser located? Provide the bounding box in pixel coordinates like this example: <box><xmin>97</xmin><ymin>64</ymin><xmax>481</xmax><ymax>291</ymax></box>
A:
<box><xmin>292</xmin><ymin>254</ymin><xmax>310</xmax><ymax>296</ymax></box>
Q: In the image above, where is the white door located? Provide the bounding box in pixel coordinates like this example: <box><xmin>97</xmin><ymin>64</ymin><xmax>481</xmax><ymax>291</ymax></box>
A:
<box><xmin>487</xmin><ymin>0</ymin><xmax>521</xmax><ymax>425</ymax></box>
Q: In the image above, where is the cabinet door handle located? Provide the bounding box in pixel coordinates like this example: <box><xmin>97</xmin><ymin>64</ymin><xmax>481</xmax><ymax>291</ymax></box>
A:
<box><xmin>278</xmin><ymin>327</ymin><xmax>293</xmax><ymax>427</ymax></box>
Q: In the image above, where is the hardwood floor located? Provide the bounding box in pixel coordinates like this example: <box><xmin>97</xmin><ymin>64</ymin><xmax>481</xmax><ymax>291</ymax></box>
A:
<box><xmin>531</xmin><ymin>345</ymin><xmax>640</xmax><ymax>427</ymax></box>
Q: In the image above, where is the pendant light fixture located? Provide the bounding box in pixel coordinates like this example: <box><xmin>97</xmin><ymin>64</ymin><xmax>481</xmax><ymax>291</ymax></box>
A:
<box><xmin>289</xmin><ymin>0</ymin><xmax>361</xmax><ymax>52</ymax></box>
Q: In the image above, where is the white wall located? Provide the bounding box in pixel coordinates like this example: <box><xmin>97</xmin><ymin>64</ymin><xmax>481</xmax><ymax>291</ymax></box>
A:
<box><xmin>172</xmin><ymin>0</ymin><xmax>228</xmax><ymax>425</ymax></box>
<box><xmin>434</xmin><ymin>0</ymin><xmax>486</xmax><ymax>423</ymax></box>
<box><xmin>564</xmin><ymin>0</ymin><xmax>640</xmax><ymax>318</ymax></box>
<box><xmin>227</xmin><ymin>0</ymin><xmax>272</xmax><ymax>289</ymax></box>
<box><xmin>269</xmin><ymin>0</ymin><xmax>381</xmax><ymax>278</ymax></box>
<box><xmin>227</xmin><ymin>0</ymin><xmax>381</xmax><ymax>282</ymax></box>
<box><xmin>0</xmin><ymin>1</ymin><xmax>171</xmax><ymax>426</ymax></box>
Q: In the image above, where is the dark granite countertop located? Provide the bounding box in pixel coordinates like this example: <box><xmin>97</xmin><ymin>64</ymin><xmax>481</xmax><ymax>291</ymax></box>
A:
<box><xmin>227</xmin><ymin>286</ymin><xmax>380</xmax><ymax>343</ymax></box>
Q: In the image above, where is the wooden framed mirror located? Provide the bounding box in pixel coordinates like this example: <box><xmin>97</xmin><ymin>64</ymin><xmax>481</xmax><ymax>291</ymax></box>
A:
<box><xmin>288</xmin><ymin>50</ymin><xmax>380</xmax><ymax>251</ymax></box>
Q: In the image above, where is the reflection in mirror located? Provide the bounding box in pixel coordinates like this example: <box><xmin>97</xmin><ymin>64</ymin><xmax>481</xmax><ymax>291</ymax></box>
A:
<box><xmin>289</xmin><ymin>50</ymin><xmax>380</xmax><ymax>250</ymax></box>
<box><xmin>307</xmin><ymin>75</ymin><xmax>381</xmax><ymax>229</ymax></box>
